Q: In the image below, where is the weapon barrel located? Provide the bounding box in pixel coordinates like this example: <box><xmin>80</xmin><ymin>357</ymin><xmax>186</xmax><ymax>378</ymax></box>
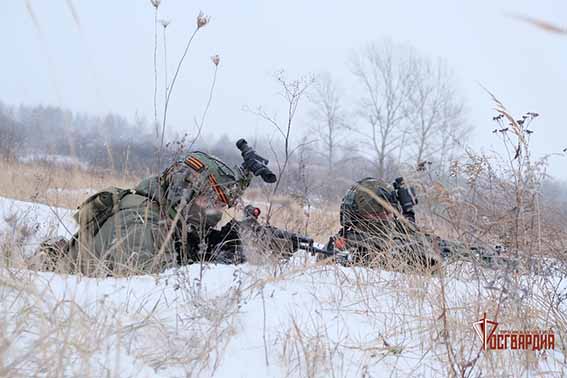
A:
<box><xmin>304</xmin><ymin>243</ymin><xmax>349</xmax><ymax>264</ymax></box>
<box><xmin>305</xmin><ymin>244</ymin><xmax>333</xmax><ymax>256</ymax></box>
<box><xmin>269</xmin><ymin>227</ymin><xmax>313</xmax><ymax>245</ymax></box>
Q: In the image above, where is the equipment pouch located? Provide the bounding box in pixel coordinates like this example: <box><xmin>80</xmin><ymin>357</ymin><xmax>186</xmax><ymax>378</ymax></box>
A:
<box><xmin>73</xmin><ymin>187</ymin><xmax>131</xmax><ymax>234</ymax></box>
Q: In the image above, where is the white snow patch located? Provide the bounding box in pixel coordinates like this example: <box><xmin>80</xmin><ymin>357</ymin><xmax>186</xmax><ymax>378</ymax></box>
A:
<box><xmin>0</xmin><ymin>196</ymin><xmax>76</xmax><ymax>255</ymax></box>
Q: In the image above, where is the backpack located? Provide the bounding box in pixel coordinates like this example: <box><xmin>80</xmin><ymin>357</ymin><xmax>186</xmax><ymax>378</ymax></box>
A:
<box><xmin>73</xmin><ymin>187</ymin><xmax>133</xmax><ymax>235</ymax></box>
<box><xmin>340</xmin><ymin>178</ymin><xmax>394</xmax><ymax>228</ymax></box>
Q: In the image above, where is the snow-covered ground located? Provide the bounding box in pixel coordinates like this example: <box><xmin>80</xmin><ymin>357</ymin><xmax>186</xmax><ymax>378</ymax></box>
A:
<box><xmin>0</xmin><ymin>196</ymin><xmax>565</xmax><ymax>377</ymax></box>
<box><xmin>0</xmin><ymin>196</ymin><xmax>76</xmax><ymax>255</ymax></box>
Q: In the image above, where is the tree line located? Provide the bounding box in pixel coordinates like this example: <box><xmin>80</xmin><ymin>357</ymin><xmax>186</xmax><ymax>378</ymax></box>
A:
<box><xmin>0</xmin><ymin>40</ymin><xmax>478</xmax><ymax>201</ymax></box>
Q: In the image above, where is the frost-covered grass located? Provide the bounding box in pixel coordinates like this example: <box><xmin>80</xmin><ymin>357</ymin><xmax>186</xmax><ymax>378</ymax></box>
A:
<box><xmin>0</xmin><ymin>196</ymin><xmax>566</xmax><ymax>377</ymax></box>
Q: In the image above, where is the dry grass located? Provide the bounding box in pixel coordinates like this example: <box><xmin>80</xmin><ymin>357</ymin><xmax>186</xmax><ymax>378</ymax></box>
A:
<box><xmin>0</xmin><ymin>159</ymin><xmax>138</xmax><ymax>209</ymax></box>
<box><xmin>0</xmin><ymin>264</ymin><xmax>245</xmax><ymax>377</ymax></box>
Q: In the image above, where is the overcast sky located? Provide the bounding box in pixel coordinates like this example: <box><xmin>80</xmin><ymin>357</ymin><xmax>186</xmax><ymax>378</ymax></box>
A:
<box><xmin>1</xmin><ymin>1</ymin><xmax>566</xmax><ymax>179</ymax></box>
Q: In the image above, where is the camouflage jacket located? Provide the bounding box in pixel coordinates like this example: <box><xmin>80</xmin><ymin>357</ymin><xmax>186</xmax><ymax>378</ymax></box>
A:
<box><xmin>65</xmin><ymin>175</ymin><xmax>226</xmax><ymax>275</ymax></box>
<box><xmin>336</xmin><ymin>218</ymin><xmax>444</xmax><ymax>268</ymax></box>
<box><xmin>64</xmin><ymin>176</ymin><xmax>178</xmax><ymax>275</ymax></box>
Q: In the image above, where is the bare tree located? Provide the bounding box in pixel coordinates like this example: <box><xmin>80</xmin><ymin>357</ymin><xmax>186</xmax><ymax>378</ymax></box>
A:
<box><xmin>350</xmin><ymin>40</ymin><xmax>414</xmax><ymax>177</ymax></box>
<box><xmin>308</xmin><ymin>73</ymin><xmax>345</xmax><ymax>174</ymax></box>
<box><xmin>246</xmin><ymin>71</ymin><xmax>314</xmax><ymax>223</ymax></box>
<box><xmin>292</xmin><ymin>136</ymin><xmax>315</xmax><ymax>234</ymax></box>
<box><xmin>405</xmin><ymin>57</ymin><xmax>469</xmax><ymax>170</ymax></box>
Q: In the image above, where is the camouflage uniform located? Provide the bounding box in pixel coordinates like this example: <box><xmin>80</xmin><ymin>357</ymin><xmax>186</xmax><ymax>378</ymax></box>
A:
<box><xmin>332</xmin><ymin>177</ymin><xmax>441</xmax><ymax>269</ymax></box>
<box><xmin>39</xmin><ymin>152</ymin><xmax>249</xmax><ymax>275</ymax></box>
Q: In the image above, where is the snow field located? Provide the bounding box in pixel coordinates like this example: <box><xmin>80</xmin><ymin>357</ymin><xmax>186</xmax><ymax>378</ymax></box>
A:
<box><xmin>0</xmin><ymin>196</ymin><xmax>565</xmax><ymax>377</ymax></box>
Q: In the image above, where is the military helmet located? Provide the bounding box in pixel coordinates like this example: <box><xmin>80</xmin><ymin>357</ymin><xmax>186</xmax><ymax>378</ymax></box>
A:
<box><xmin>162</xmin><ymin>151</ymin><xmax>249</xmax><ymax>209</ymax></box>
<box><xmin>340</xmin><ymin>177</ymin><xmax>395</xmax><ymax>228</ymax></box>
<box><xmin>184</xmin><ymin>151</ymin><xmax>251</xmax><ymax>207</ymax></box>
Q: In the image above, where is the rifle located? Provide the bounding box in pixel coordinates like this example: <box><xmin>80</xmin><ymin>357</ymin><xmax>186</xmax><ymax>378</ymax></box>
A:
<box><xmin>205</xmin><ymin>205</ymin><xmax>349</xmax><ymax>264</ymax></box>
<box><xmin>205</xmin><ymin>204</ymin><xmax>505</xmax><ymax>269</ymax></box>
<box><xmin>311</xmin><ymin>228</ymin><xmax>508</xmax><ymax>269</ymax></box>
<box><xmin>428</xmin><ymin>234</ymin><xmax>511</xmax><ymax>268</ymax></box>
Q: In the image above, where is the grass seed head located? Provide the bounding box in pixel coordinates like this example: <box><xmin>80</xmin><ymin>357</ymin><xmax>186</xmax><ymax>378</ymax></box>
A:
<box><xmin>197</xmin><ymin>11</ymin><xmax>210</xmax><ymax>29</ymax></box>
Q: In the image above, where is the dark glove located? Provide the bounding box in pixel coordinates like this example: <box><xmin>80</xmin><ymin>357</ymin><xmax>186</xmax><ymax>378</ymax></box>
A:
<box><xmin>206</xmin><ymin>220</ymin><xmax>244</xmax><ymax>263</ymax></box>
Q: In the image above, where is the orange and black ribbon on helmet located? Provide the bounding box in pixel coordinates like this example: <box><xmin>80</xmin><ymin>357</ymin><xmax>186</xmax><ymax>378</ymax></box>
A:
<box><xmin>185</xmin><ymin>154</ymin><xmax>230</xmax><ymax>206</ymax></box>
<box><xmin>185</xmin><ymin>155</ymin><xmax>205</xmax><ymax>172</ymax></box>
<box><xmin>208</xmin><ymin>175</ymin><xmax>230</xmax><ymax>205</ymax></box>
